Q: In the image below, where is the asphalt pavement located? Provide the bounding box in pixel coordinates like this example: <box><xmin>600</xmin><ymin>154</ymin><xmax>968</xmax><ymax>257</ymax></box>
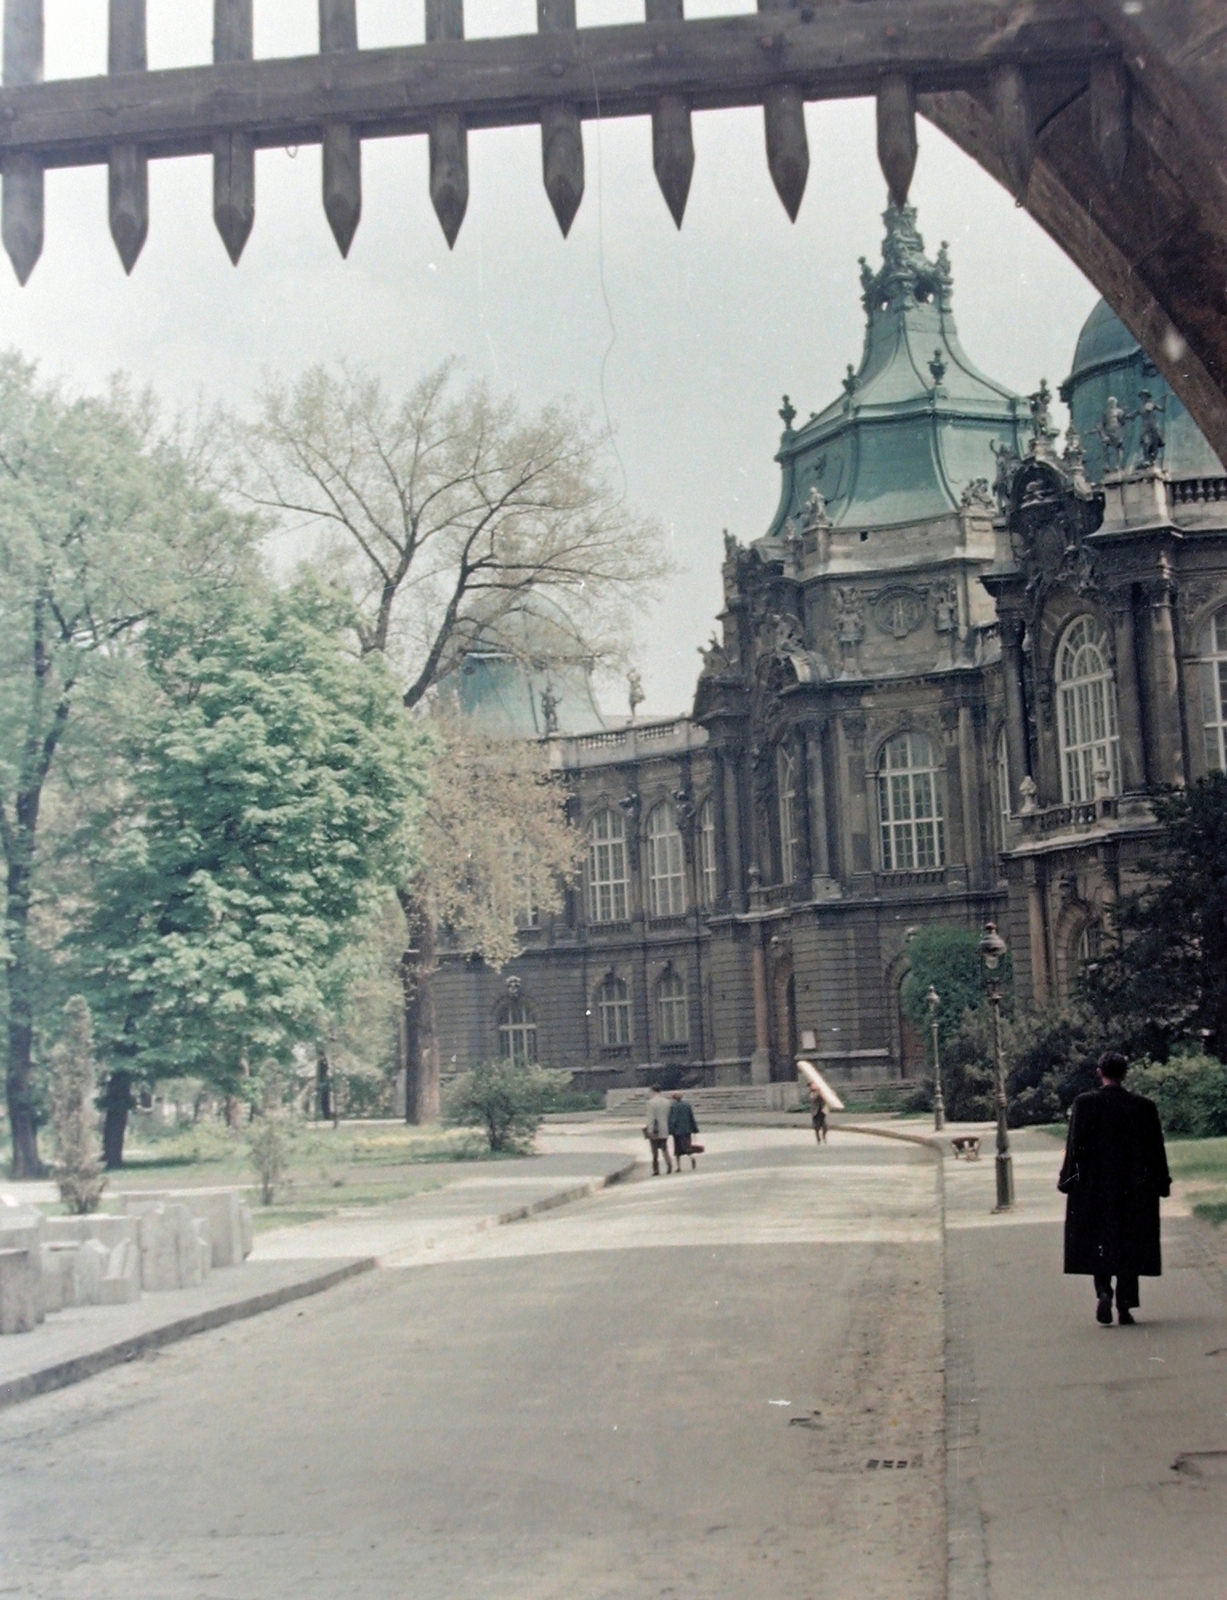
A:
<box><xmin>0</xmin><ymin>1125</ymin><xmax>945</xmax><ymax>1600</ymax></box>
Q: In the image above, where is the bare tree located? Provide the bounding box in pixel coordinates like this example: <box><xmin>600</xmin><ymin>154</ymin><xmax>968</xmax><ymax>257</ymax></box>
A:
<box><xmin>233</xmin><ymin>363</ymin><xmax>668</xmax><ymax>1119</ymax></box>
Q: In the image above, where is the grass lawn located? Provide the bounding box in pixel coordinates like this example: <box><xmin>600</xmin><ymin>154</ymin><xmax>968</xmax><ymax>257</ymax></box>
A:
<box><xmin>1166</xmin><ymin>1136</ymin><xmax>1227</xmax><ymax>1226</ymax></box>
<box><xmin>4</xmin><ymin>1117</ymin><xmax>531</xmax><ymax>1234</ymax></box>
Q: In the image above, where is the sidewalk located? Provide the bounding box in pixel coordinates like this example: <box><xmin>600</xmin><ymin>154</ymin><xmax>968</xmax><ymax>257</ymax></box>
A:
<box><xmin>0</xmin><ymin>1147</ymin><xmax>635</xmax><ymax>1411</ymax></box>
<box><xmin>943</xmin><ymin>1126</ymin><xmax>1227</xmax><ymax>1600</ymax></box>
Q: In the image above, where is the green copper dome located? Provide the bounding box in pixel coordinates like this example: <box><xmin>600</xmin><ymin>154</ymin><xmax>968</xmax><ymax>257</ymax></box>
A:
<box><xmin>768</xmin><ymin>203</ymin><xmax>1025</xmax><ymax>535</ymax></box>
<box><xmin>1064</xmin><ymin>299</ymin><xmax>1225</xmax><ymax>482</ymax></box>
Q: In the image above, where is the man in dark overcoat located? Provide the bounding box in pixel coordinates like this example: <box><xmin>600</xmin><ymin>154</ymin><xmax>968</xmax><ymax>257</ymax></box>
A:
<box><xmin>1059</xmin><ymin>1052</ymin><xmax>1171</xmax><ymax>1326</ymax></box>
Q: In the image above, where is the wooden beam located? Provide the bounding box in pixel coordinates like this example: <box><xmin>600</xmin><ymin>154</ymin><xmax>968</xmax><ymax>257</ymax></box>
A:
<box><xmin>426</xmin><ymin>0</ymin><xmax>467</xmax><ymax>248</ymax></box>
<box><xmin>213</xmin><ymin>0</ymin><xmax>254</xmax><ymax>264</ymax></box>
<box><xmin>647</xmin><ymin>0</ymin><xmax>693</xmax><ymax>229</ymax></box>
<box><xmin>2</xmin><ymin>0</ymin><xmax>42</xmax><ymax>285</ymax></box>
<box><xmin>990</xmin><ymin>64</ymin><xmax>1035</xmax><ymax>201</ymax></box>
<box><xmin>0</xmin><ymin>4</ymin><xmax>1112</xmax><ymax>170</ymax></box>
<box><xmin>320</xmin><ymin>0</ymin><xmax>361</xmax><ymax>257</ymax></box>
<box><xmin>107</xmin><ymin>0</ymin><xmax>148</xmax><ymax>274</ymax></box>
<box><xmin>1089</xmin><ymin>56</ymin><xmax>1130</xmax><ymax>191</ymax></box>
<box><xmin>539</xmin><ymin>0</ymin><xmax>583</xmax><ymax>238</ymax></box>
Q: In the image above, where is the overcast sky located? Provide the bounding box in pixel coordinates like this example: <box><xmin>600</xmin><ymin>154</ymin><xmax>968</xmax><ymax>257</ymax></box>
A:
<box><xmin>6</xmin><ymin>1</ymin><xmax>1100</xmax><ymax>716</ymax></box>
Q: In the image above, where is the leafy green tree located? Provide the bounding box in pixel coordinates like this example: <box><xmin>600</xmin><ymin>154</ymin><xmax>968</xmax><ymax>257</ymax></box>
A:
<box><xmin>444</xmin><ymin>1059</ymin><xmax>569</xmax><ymax>1153</ymax></box>
<box><xmin>1082</xmin><ymin>775</ymin><xmax>1227</xmax><ymax>1060</ymax></box>
<box><xmin>0</xmin><ymin>355</ymin><xmax>257</xmax><ymax>1175</ymax></box>
<box><xmin>900</xmin><ymin>924</ymin><xmax>999</xmax><ymax>1065</ymax></box>
<box><xmin>232</xmin><ymin>364</ymin><xmax>667</xmax><ymax>1122</ymax></box>
<box><xmin>74</xmin><ymin>578</ymin><xmax>428</xmax><ymax>1163</ymax></box>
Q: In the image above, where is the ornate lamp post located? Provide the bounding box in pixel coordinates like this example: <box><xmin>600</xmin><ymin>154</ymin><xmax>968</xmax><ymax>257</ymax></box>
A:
<box><xmin>979</xmin><ymin>922</ymin><xmax>1014</xmax><ymax>1212</ymax></box>
<box><xmin>926</xmin><ymin>984</ymin><xmax>946</xmax><ymax>1132</ymax></box>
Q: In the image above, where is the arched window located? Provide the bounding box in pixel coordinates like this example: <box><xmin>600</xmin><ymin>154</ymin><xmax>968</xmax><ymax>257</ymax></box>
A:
<box><xmin>586</xmin><ymin>809</ymin><xmax>628</xmax><ymax>924</ymax></box>
<box><xmin>498</xmin><ymin>1000</ymin><xmax>538</xmax><ymax>1064</ymax></box>
<box><xmin>646</xmin><ymin>802</ymin><xmax>686</xmax><ymax>918</ymax></box>
<box><xmin>1075</xmin><ymin>922</ymin><xmax>1102</xmax><ymax>967</ymax></box>
<box><xmin>777</xmin><ymin>745</ymin><xmax>799</xmax><ymax>883</ymax></box>
<box><xmin>658</xmin><ymin>971</ymin><xmax>688</xmax><ymax>1044</ymax></box>
<box><xmin>1057</xmin><ymin>616</ymin><xmax>1120</xmax><ymax>802</ymax></box>
<box><xmin>993</xmin><ymin>726</ymin><xmax>1011</xmax><ymax>854</ymax></box>
<box><xmin>1198</xmin><ymin>606</ymin><xmax>1227</xmax><ymax>771</ymax></box>
<box><xmin>697</xmin><ymin>798</ymin><xmax>717</xmax><ymax>908</ymax></box>
<box><xmin>877</xmin><ymin>732</ymin><xmax>945</xmax><ymax>870</ymax></box>
<box><xmin>597</xmin><ymin>976</ymin><xmax>632</xmax><ymax>1046</ymax></box>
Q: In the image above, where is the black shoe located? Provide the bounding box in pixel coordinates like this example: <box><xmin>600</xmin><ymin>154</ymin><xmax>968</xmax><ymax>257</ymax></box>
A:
<box><xmin>1096</xmin><ymin>1294</ymin><xmax>1113</xmax><ymax>1326</ymax></box>
<box><xmin>1118</xmin><ymin>1308</ymin><xmax>1136</xmax><ymax>1326</ymax></box>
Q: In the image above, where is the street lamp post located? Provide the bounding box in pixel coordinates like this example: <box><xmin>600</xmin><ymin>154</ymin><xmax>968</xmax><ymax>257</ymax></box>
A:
<box><xmin>926</xmin><ymin>984</ymin><xmax>946</xmax><ymax>1132</ymax></box>
<box><xmin>979</xmin><ymin>921</ymin><xmax>1014</xmax><ymax>1212</ymax></box>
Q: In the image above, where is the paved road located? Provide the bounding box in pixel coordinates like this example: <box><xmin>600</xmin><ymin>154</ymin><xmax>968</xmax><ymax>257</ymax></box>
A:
<box><xmin>0</xmin><ymin>1127</ymin><xmax>944</xmax><ymax>1600</ymax></box>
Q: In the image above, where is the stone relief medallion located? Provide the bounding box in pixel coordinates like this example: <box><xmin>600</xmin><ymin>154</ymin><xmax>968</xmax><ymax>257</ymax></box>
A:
<box><xmin>873</xmin><ymin>587</ymin><xmax>926</xmax><ymax>639</ymax></box>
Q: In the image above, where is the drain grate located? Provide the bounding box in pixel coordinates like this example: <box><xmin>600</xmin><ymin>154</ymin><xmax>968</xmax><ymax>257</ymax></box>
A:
<box><xmin>867</xmin><ymin>1458</ymin><xmax>909</xmax><ymax>1470</ymax></box>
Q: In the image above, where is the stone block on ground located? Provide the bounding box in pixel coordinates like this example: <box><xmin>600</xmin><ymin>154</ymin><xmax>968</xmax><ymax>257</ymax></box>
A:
<box><xmin>39</xmin><ymin>1242</ymin><xmax>80</xmax><ymax>1314</ymax></box>
<box><xmin>0</xmin><ymin>1247</ymin><xmax>39</xmax><ymax>1335</ymax></box>
<box><xmin>44</xmin><ymin>1214</ymin><xmax>139</xmax><ymax>1252</ymax></box>
<box><xmin>98</xmin><ymin>1237</ymin><xmax>141</xmax><ymax>1305</ymax></box>
<box><xmin>118</xmin><ymin>1188</ymin><xmax>252</xmax><ymax>1268</ymax></box>
<box><xmin>129</xmin><ymin>1202</ymin><xmax>211</xmax><ymax>1291</ymax></box>
<box><xmin>72</xmin><ymin>1238</ymin><xmax>111</xmax><ymax>1306</ymax></box>
<box><xmin>0</xmin><ymin>1199</ymin><xmax>44</xmax><ymax>1326</ymax></box>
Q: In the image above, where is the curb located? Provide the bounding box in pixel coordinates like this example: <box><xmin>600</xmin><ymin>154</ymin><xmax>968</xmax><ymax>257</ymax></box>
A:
<box><xmin>1</xmin><ymin>1157</ymin><xmax>639</xmax><ymax>1414</ymax></box>
<box><xmin>833</xmin><ymin>1120</ymin><xmax>989</xmax><ymax>1600</ymax></box>
<box><xmin>0</xmin><ymin>1257</ymin><xmax>376</xmax><ymax>1413</ymax></box>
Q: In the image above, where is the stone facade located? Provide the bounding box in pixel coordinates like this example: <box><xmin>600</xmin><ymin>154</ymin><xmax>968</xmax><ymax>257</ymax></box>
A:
<box><xmin>435</xmin><ymin>203</ymin><xmax>1227</xmax><ymax>1091</ymax></box>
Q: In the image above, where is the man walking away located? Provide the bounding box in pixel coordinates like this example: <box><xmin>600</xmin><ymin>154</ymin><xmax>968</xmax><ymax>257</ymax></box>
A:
<box><xmin>668</xmin><ymin>1090</ymin><xmax>701</xmax><ymax>1171</ymax></box>
<box><xmin>644</xmin><ymin>1084</ymin><xmax>673</xmax><ymax>1175</ymax></box>
<box><xmin>1059</xmin><ymin>1051</ymin><xmax>1171</xmax><ymax>1326</ymax></box>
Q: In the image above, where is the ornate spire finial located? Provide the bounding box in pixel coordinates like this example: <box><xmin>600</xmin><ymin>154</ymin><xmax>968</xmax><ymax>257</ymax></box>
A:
<box><xmin>842</xmin><ymin>364</ymin><xmax>858</xmax><ymax>398</ymax></box>
<box><xmin>779</xmin><ymin>393</ymin><xmax>796</xmax><ymax>430</ymax></box>
<box><xmin>928</xmin><ymin>348</ymin><xmax>947</xmax><ymax>386</ymax></box>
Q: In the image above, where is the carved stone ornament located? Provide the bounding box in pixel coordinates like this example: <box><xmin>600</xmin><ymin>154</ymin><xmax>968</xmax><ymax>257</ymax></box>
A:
<box><xmin>698</xmin><ymin>631</ymin><xmax>735</xmax><ymax>679</ymax></box>
<box><xmin>833</xmin><ymin>586</ymin><xmax>865</xmax><ymax>646</ymax></box>
<box><xmin>961</xmin><ymin>477</ymin><xmax>995</xmax><ymax>510</ymax></box>
<box><xmin>873</xmin><ymin>587</ymin><xmax>926</xmax><ymax>640</ymax></box>
<box><xmin>1018</xmin><ymin>773</ymin><xmax>1038</xmax><ymax>814</ymax></box>
<box><xmin>1007</xmin><ymin>455</ymin><xmax>1105</xmax><ymax>609</ymax></box>
<box><xmin>932</xmin><ymin>582</ymin><xmax>958</xmax><ymax>635</ymax></box>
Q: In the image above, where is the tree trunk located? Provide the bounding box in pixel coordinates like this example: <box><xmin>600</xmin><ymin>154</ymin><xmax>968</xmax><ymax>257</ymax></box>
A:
<box><xmin>4</xmin><ymin>864</ymin><xmax>44</xmax><ymax>1178</ymax></box>
<box><xmin>315</xmin><ymin>1042</ymin><xmax>333</xmax><ymax>1122</ymax></box>
<box><xmin>399</xmin><ymin>888</ymin><xmax>440</xmax><ymax>1124</ymax></box>
<box><xmin>102</xmin><ymin>1069</ymin><xmax>134</xmax><ymax>1170</ymax></box>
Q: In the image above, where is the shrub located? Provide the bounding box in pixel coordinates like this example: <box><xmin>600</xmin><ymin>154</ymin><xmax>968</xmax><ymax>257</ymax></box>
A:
<box><xmin>1006</xmin><ymin>1004</ymin><xmax>1106</xmax><ymax>1126</ymax></box>
<box><xmin>1129</xmin><ymin>1051</ymin><xmax>1227</xmax><ymax>1138</ymax></box>
<box><xmin>900</xmin><ymin>925</ymin><xmax>1002</xmax><ymax>1062</ymax></box>
<box><xmin>445</xmin><ymin>1060</ymin><xmax>570</xmax><ymax>1153</ymax></box>
<box><xmin>48</xmin><ymin>997</ymin><xmax>107</xmax><ymax>1214</ymax></box>
<box><xmin>248</xmin><ymin>1116</ymin><xmax>291</xmax><ymax>1204</ymax></box>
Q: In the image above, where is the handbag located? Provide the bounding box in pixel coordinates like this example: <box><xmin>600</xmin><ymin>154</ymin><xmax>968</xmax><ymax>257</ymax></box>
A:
<box><xmin>690</xmin><ymin>1142</ymin><xmax>705</xmax><ymax>1155</ymax></box>
<box><xmin>1057</xmin><ymin>1164</ymin><xmax>1079</xmax><ymax>1194</ymax></box>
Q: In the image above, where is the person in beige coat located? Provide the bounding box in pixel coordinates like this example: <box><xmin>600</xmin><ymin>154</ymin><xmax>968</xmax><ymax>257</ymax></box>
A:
<box><xmin>644</xmin><ymin>1085</ymin><xmax>673</xmax><ymax>1175</ymax></box>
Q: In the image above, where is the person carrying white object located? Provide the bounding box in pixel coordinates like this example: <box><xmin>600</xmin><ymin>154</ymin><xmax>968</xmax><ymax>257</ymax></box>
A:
<box><xmin>796</xmin><ymin>1059</ymin><xmax>845</xmax><ymax>1112</ymax></box>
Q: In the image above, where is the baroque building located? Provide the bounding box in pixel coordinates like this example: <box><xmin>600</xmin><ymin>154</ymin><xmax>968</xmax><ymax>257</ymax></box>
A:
<box><xmin>434</xmin><ymin>203</ymin><xmax>1227</xmax><ymax>1093</ymax></box>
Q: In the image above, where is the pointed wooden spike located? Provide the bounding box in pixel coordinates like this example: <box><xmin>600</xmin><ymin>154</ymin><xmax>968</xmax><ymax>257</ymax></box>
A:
<box><xmin>429</xmin><ymin>112</ymin><xmax>468</xmax><ymax>249</ymax></box>
<box><xmin>1090</xmin><ymin>57</ymin><xmax>1130</xmax><ymax>191</ymax></box>
<box><xmin>652</xmin><ymin>95</ymin><xmax>693</xmax><ymax>229</ymax></box>
<box><xmin>876</xmin><ymin>74</ymin><xmax>917</xmax><ymax>210</ymax></box>
<box><xmin>541</xmin><ymin>104</ymin><xmax>583</xmax><ymax>237</ymax></box>
<box><xmin>108</xmin><ymin>142</ymin><xmax>148</xmax><ymax>273</ymax></box>
<box><xmin>425</xmin><ymin>0</ymin><xmax>464</xmax><ymax>44</ymax></box>
<box><xmin>763</xmin><ymin>84</ymin><xmax>808</xmax><ymax>223</ymax></box>
<box><xmin>2</xmin><ymin>155</ymin><xmax>43</xmax><ymax>285</ymax></box>
<box><xmin>213</xmin><ymin>131</ymin><xmax>254</xmax><ymax>264</ymax></box>
<box><xmin>990</xmin><ymin>65</ymin><xmax>1035</xmax><ymax>203</ymax></box>
<box><xmin>3</xmin><ymin>1</ymin><xmax>44</xmax><ymax>88</ymax></box>
<box><xmin>318</xmin><ymin>0</ymin><xmax>357</xmax><ymax>55</ymax></box>
<box><xmin>323</xmin><ymin>124</ymin><xmax>361</xmax><ymax>257</ymax></box>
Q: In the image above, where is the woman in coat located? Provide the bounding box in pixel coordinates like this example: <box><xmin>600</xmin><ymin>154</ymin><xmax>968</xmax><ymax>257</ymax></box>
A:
<box><xmin>1059</xmin><ymin>1052</ymin><xmax>1171</xmax><ymax>1326</ymax></box>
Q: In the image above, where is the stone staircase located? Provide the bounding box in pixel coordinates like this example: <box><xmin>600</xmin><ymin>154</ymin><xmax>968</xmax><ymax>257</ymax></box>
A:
<box><xmin>606</xmin><ymin>1083</ymin><xmax>806</xmax><ymax>1114</ymax></box>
